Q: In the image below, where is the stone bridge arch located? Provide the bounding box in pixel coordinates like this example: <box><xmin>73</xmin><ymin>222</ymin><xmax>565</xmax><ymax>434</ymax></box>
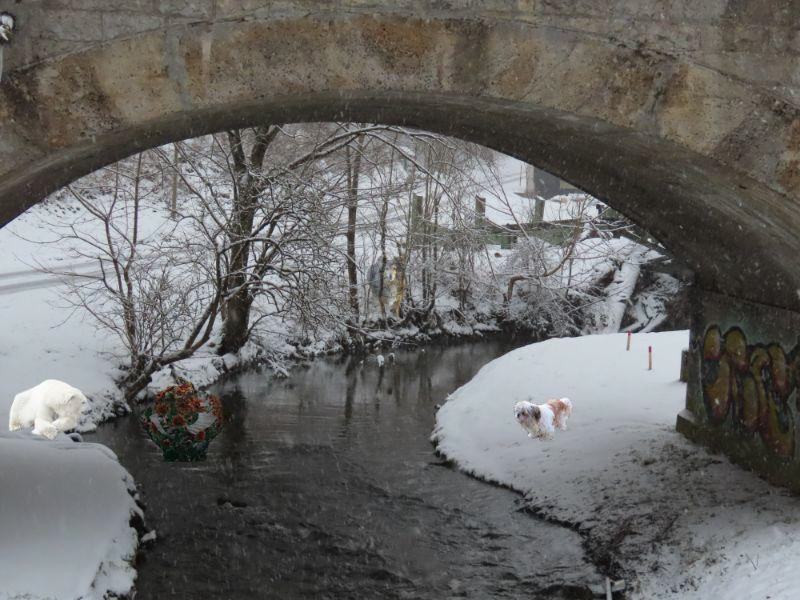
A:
<box><xmin>2</xmin><ymin>0</ymin><xmax>800</xmax><ymax>485</ymax></box>
<box><xmin>0</xmin><ymin>2</ymin><xmax>799</xmax><ymax>313</ymax></box>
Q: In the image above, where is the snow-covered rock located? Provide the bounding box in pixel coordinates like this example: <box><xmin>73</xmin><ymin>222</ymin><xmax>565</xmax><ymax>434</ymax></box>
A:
<box><xmin>0</xmin><ymin>434</ymin><xmax>142</xmax><ymax>600</ymax></box>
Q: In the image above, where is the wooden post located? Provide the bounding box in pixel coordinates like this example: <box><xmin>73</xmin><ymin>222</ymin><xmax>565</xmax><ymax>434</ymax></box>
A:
<box><xmin>626</xmin><ymin>332</ymin><xmax>631</xmax><ymax>351</ymax></box>
<box><xmin>648</xmin><ymin>346</ymin><xmax>653</xmax><ymax>370</ymax></box>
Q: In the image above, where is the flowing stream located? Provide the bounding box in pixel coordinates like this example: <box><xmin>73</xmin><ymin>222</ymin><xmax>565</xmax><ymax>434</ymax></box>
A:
<box><xmin>87</xmin><ymin>339</ymin><xmax>601</xmax><ymax>599</ymax></box>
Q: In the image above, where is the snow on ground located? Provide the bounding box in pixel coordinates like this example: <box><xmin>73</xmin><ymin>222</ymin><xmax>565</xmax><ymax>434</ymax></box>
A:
<box><xmin>432</xmin><ymin>331</ymin><xmax>800</xmax><ymax>599</ymax></box>
<box><xmin>0</xmin><ymin>433</ymin><xmax>142</xmax><ymax>600</ymax></box>
<box><xmin>0</xmin><ymin>284</ymin><xmax>121</xmax><ymax>430</ymax></box>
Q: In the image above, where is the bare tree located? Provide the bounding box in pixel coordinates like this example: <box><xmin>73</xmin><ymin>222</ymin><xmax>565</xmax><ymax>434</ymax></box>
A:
<box><xmin>344</xmin><ymin>133</ymin><xmax>365</xmax><ymax>320</ymax></box>
<box><xmin>39</xmin><ymin>151</ymin><xmax>224</xmax><ymax>400</ymax></box>
<box><xmin>161</xmin><ymin>124</ymin><xmax>395</xmax><ymax>354</ymax></box>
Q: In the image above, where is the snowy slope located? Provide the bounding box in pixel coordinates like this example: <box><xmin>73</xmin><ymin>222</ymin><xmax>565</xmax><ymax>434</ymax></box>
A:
<box><xmin>433</xmin><ymin>331</ymin><xmax>800</xmax><ymax>599</ymax></box>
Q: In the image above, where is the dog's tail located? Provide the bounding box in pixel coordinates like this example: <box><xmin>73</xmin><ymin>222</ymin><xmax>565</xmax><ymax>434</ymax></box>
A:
<box><xmin>560</xmin><ymin>397</ymin><xmax>572</xmax><ymax>416</ymax></box>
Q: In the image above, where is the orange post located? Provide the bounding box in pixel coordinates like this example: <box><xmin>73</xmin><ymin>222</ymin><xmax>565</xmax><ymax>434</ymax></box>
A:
<box><xmin>626</xmin><ymin>332</ymin><xmax>632</xmax><ymax>351</ymax></box>
<box><xmin>648</xmin><ymin>346</ymin><xmax>653</xmax><ymax>370</ymax></box>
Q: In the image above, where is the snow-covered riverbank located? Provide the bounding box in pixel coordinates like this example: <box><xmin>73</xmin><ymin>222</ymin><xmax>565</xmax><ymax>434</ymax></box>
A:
<box><xmin>0</xmin><ymin>433</ymin><xmax>143</xmax><ymax>600</ymax></box>
<box><xmin>432</xmin><ymin>331</ymin><xmax>800</xmax><ymax>599</ymax></box>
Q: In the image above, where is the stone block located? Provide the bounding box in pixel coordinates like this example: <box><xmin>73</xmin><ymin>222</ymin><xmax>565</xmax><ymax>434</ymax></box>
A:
<box><xmin>36</xmin><ymin>9</ymin><xmax>105</xmax><ymax>41</ymax></box>
<box><xmin>102</xmin><ymin>11</ymin><xmax>164</xmax><ymax>39</ymax></box>
<box><xmin>157</xmin><ymin>0</ymin><xmax>213</xmax><ymax>18</ymax></box>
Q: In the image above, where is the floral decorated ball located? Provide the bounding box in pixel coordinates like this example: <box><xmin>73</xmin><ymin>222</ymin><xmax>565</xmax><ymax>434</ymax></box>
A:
<box><xmin>140</xmin><ymin>381</ymin><xmax>224</xmax><ymax>461</ymax></box>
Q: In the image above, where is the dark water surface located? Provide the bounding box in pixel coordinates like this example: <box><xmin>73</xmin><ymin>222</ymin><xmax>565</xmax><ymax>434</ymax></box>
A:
<box><xmin>88</xmin><ymin>340</ymin><xmax>600</xmax><ymax>599</ymax></box>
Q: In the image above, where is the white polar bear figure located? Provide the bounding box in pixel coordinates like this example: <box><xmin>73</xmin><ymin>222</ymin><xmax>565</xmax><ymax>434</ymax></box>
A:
<box><xmin>8</xmin><ymin>379</ymin><xmax>87</xmax><ymax>440</ymax></box>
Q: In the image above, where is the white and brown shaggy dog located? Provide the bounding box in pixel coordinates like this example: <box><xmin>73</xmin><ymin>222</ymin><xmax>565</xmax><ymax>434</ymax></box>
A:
<box><xmin>8</xmin><ymin>380</ymin><xmax>86</xmax><ymax>440</ymax></box>
<box><xmin>514</xmin><ymin>398</ymin><xmax>572</xmax><ymax>440</ymax></box>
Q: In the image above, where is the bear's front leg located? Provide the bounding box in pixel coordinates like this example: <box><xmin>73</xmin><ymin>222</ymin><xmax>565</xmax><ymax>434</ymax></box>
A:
<box><xmin>50</xmin><ymin>415</ymin><xmax>78</xmax><ymax>433</ymax></box>
<box><xmin>33</xmin><ymin>417</ymin><xmax>58</xmax><ymax>440</ymax></box>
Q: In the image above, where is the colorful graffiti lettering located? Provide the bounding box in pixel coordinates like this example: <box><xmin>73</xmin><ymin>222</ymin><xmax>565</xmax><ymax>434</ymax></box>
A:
<box><xmin>701</xmin><ymin>326</ymin><xmax>800</xmax><ymax>458</ymax></box>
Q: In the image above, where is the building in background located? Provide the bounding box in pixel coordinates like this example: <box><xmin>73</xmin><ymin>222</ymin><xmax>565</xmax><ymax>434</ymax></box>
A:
<box><xmin>523</xmin><ymin>164</ymin><xmax>581</xmax><ymax>200</ymax></box>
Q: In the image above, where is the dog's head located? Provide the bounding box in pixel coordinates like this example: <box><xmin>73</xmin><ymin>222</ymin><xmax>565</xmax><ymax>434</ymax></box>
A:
<box><xmin>0</xmin><ymin>13</ymin><xmax>15</xmax><ymax>44</ymax></box>
<box><xmin>514</xmin><ymin>400</ymin><xmax>541</xmax><ymax>425</ymax></box>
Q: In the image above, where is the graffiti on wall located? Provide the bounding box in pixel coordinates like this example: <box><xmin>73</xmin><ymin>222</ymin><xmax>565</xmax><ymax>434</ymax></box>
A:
<box><xmin>701</xmin><ymin>326</ymin><xmax>799</xmax><ymax>458</ymax></box>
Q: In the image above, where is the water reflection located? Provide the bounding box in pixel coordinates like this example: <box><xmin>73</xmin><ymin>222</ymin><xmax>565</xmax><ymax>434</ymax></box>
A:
<box><xmin>88</xmin><ymin>340</ymin><xmax>600</xmax><ymax>599</ymax></box>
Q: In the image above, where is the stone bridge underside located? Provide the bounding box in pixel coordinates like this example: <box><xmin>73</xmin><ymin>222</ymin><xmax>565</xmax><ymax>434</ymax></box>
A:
<box><xmin>1</xmin><ymin>1</ymin><xmax>800</xmax><ymax>312</ymax></box>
